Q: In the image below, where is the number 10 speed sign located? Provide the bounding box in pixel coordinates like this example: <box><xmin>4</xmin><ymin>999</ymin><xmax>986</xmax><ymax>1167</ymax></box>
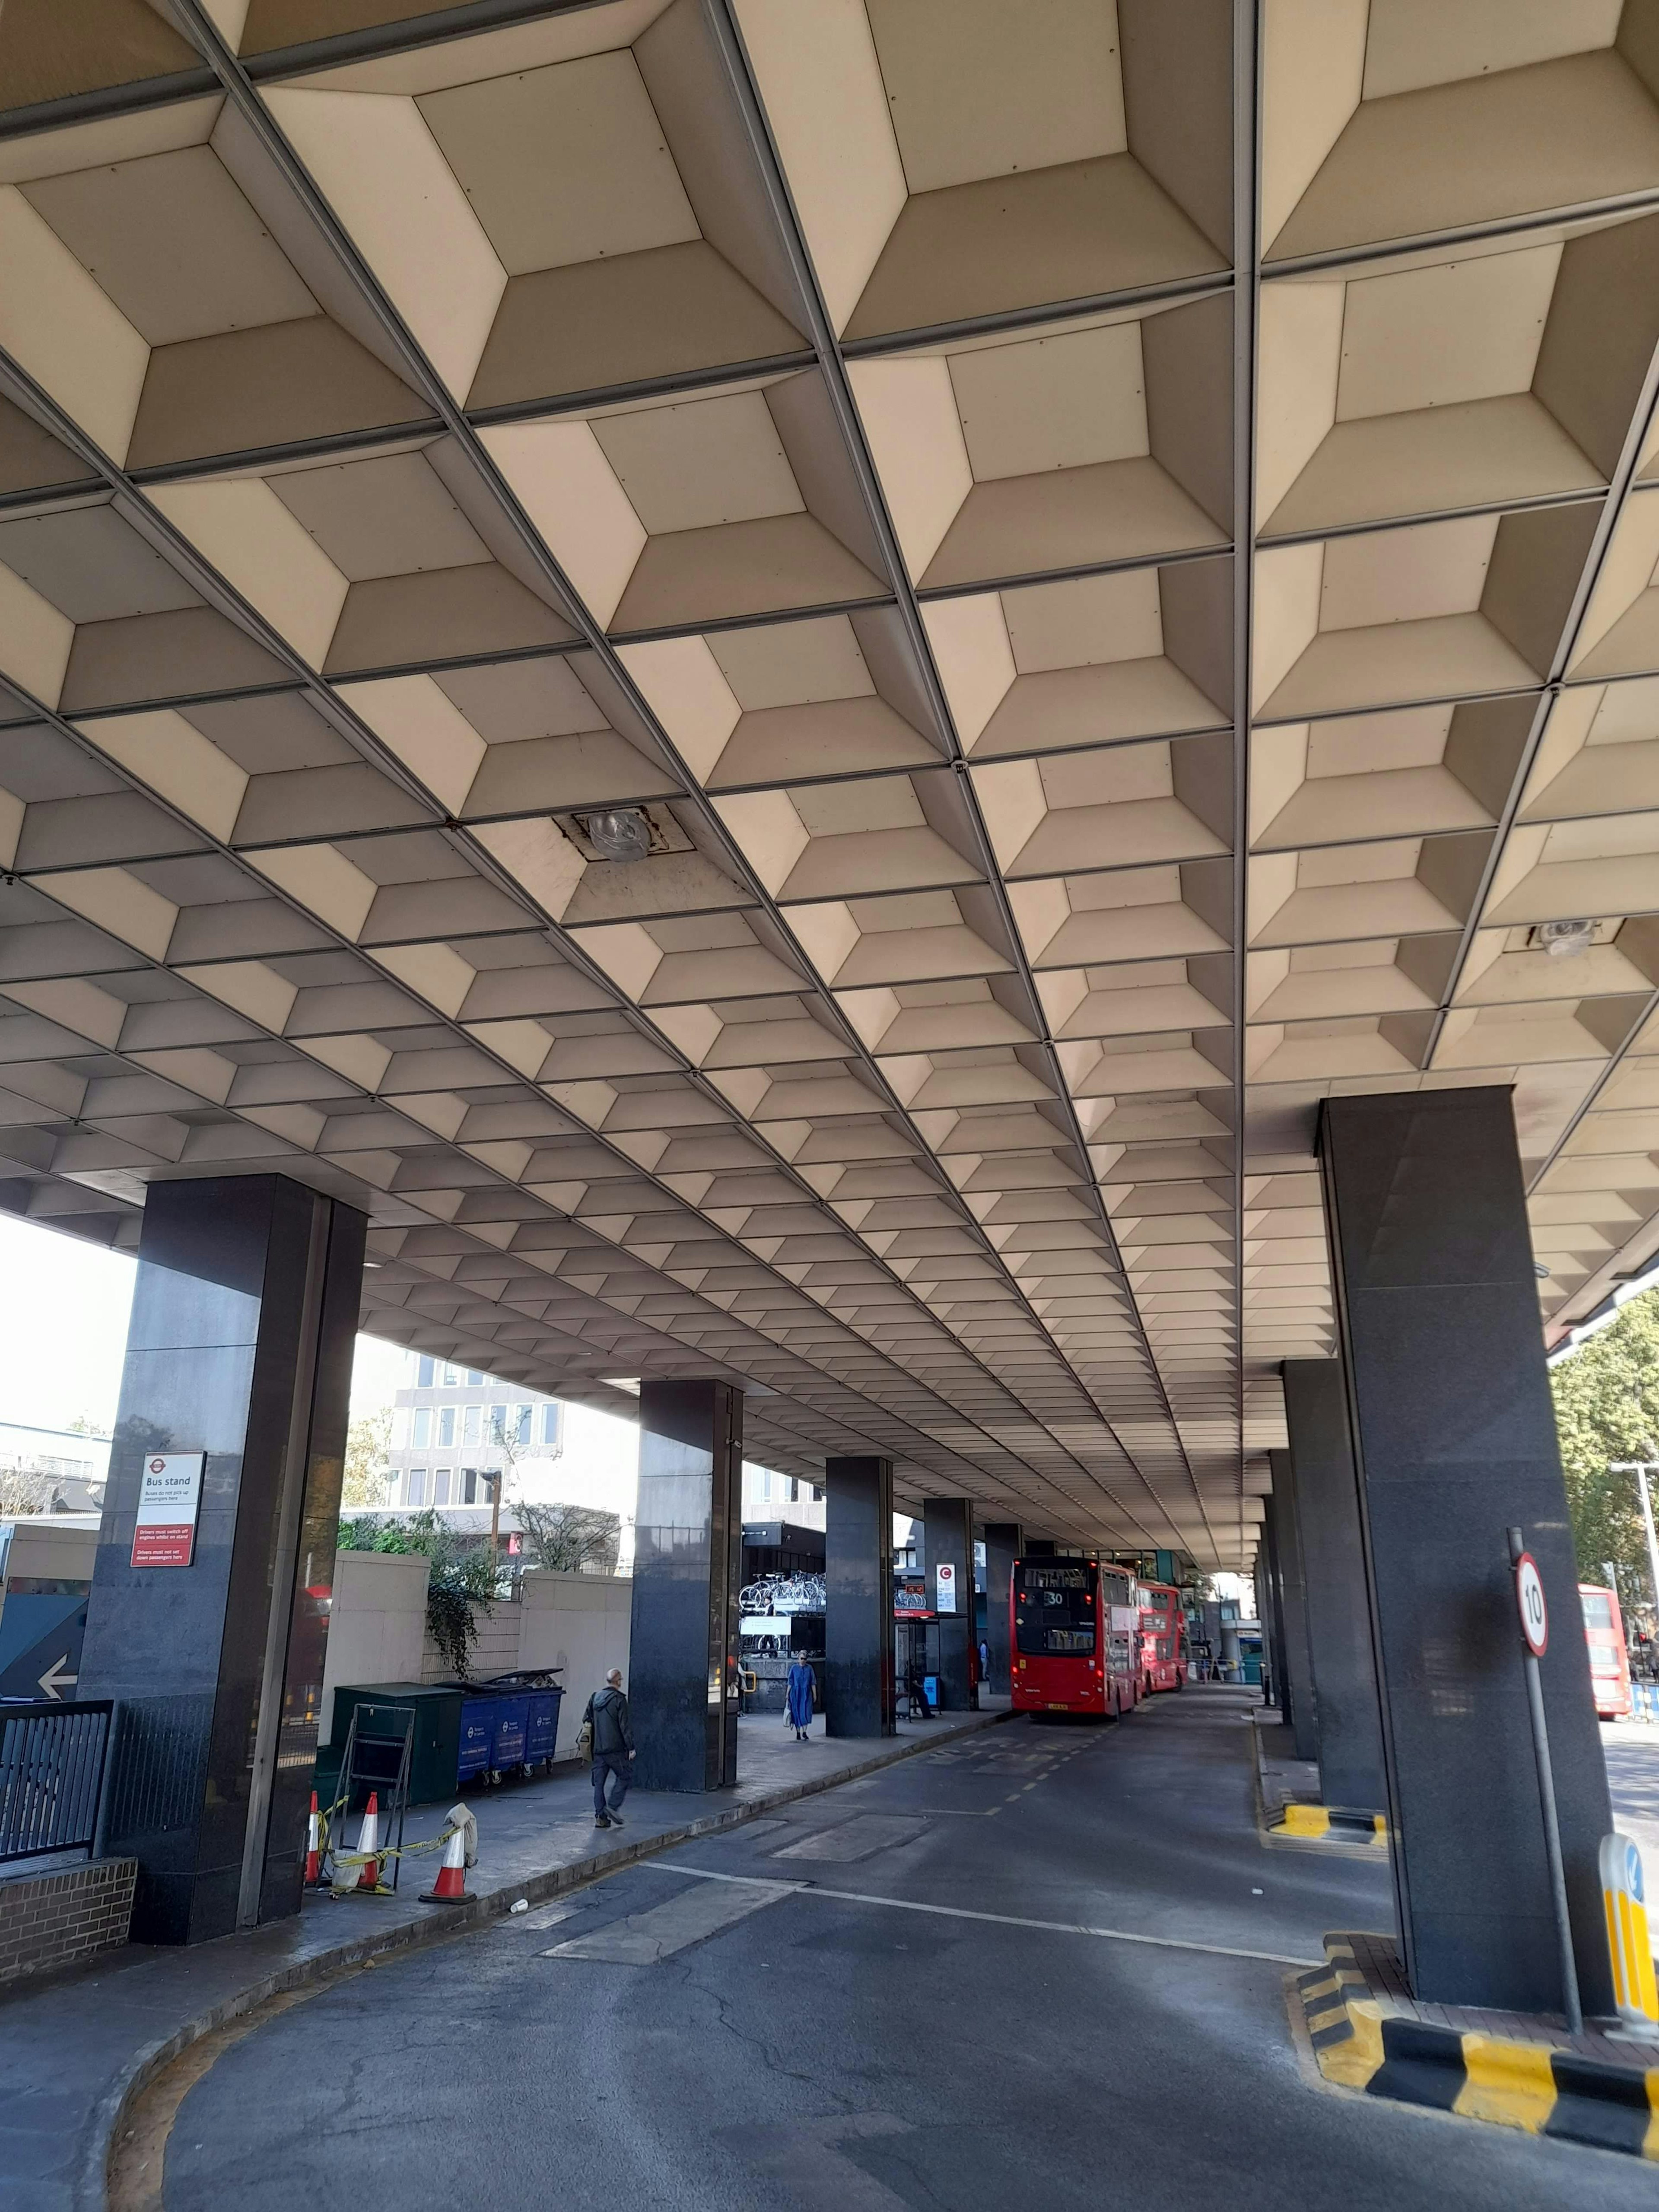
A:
<box><xmin>1514</xmin><ymin>1551</ymin><xmax>1549</xmax><ymax>1656</ymax></box>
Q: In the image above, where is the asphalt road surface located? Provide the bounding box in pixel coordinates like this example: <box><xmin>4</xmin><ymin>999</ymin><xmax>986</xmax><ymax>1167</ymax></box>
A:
<box><xmin>163</xmin><ymin>1689</ymin><xmax>1656</xmax><ymax>2210</ymax></box>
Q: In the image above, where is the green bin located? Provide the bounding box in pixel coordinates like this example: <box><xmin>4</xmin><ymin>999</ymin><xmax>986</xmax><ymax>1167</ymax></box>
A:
<box><xmin>318</xmin><ymin>1681</ymin><xmax>465</xmax><ymax>1807</ymax></box>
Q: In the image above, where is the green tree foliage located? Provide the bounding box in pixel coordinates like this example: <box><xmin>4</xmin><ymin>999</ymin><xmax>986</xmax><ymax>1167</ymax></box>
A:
<box><xmin>337</xmin><ymin>1510</ymin><xmax>498</xmax><ymax>1675</ymax></box>
<box><xmin>340</xmin><ymin>1408</ymin><xmax>391</xmax><ymax>1507</ymax></box>
<box><xmin>1549</xmin><ymin>1290</ymin><xmax>1659</xmax><ymax>1611</ymax></box>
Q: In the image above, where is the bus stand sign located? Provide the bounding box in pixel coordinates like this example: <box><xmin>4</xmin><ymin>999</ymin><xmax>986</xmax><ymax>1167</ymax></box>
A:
<box><xmin>934</xmin><ymin>1561</ymin><xmax>957</xmax><ymax>1614</ymax></box>
<box><xmin>1514</xmin><ymin>1550</ymin><xmax>1549</xmax><ymax>1656</ymax></box>
<box><xmin>131</xmin><ymin>1453</ymin><xmax>204</xmax><ymax>1568</ymax></box>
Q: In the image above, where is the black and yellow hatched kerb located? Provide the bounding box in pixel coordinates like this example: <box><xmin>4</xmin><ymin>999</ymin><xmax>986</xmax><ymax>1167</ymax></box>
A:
<box><xmin>1296</xmin><ymin>1938</ymin><xmax>1659</xmax><ymax>2159</ymax></box>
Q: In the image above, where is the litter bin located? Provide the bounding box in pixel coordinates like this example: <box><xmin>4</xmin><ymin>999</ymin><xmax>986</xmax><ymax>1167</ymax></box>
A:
<box><xmin>321</xmin><ymin>1682</ymin><xmax>464</xmax><ymax>1808</ymax></box>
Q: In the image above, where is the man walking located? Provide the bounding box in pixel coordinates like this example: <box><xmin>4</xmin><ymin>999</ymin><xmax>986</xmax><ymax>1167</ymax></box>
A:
<box><xmin>583</xmin><ymin>1667</ymin><xmax>634</xmax><ymax>1828</ymax></box>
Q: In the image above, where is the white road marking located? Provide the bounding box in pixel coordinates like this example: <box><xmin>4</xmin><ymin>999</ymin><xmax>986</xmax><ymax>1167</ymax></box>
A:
<box><xmin>774</xmin><ymin>1815</ymin><xmax>929</xmax><ymax>1862</ymax></box>
<box><xmin>544</xmin><ymin>1874</ymin><xmax>794</xmax><ymax>1963</ymax></box>
<box><xmin>652</xmin><ymin>1865</ymin><xmax>1319</xmax><ymax>1967</ymax></box>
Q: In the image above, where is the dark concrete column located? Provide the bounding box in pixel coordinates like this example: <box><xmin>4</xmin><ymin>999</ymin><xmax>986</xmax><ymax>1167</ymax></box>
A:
<box><xmin>1266</xmin><ymin>1452</ymin><xmax>1318</xmax><ymax>1760</ymax></box>
<box><xmin>823</xmin><ymin>1456</ymin><xmax>895</xmax><ymax>1737</ymax></box>
<box><xmin>1321</xmin><ymin>1087</ymin><xmax>1613</xmax><ymax>2013</ymax></box>
<box><xmin>79</xmin><ymin>1175</ymin><xmax>364</xmax><ymax>1945</ymax></box>
<box><xmin>629</xmin><ymin>1380</ymin><xmax>742</xmax><ymax>1792</ymax></box>
<box><xmin>922</xmin><ymin>1497</ymin><xmax>976</xmax><ymax>1712</ymax></box>
<box><xmin>982</xmin><ymin>1521</ymin><xmax>1022</xmax><ymax>1696</ymax></box>
<box><xmin>1283</xmin><ymin>1359</ymin><xmax>1386</xmax><ymax>1818</ymax></box>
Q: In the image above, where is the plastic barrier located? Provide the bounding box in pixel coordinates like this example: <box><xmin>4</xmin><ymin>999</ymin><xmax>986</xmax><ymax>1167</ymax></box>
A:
<box><xmin>1601</xmin><ymin>1831</ymin><xmax>1659</xmax><ymax>2030</ymax></box>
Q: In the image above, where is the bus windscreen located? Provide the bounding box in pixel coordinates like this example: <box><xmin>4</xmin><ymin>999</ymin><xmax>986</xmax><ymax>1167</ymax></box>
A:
<box><xmin>1016</xmin><ymin>1563</ymin><xmax>1097</xmax><ymax>1656</ymax></box>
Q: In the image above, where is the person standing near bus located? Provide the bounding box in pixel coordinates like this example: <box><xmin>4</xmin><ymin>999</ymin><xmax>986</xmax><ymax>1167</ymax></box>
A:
<box><xmin>786</xmin><ymin>1655</ymin><xmax>817</xmax><ymax>1740</ymax></box>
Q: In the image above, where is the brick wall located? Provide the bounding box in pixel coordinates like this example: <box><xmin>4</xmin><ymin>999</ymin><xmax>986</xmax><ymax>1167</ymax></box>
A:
<box><xmin>0</xmin><ymin>1858</ymin><xmax>136</xmax><ymax>1990</ymax></box>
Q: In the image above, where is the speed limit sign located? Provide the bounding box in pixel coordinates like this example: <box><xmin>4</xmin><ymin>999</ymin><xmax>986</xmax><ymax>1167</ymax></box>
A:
<box><xmin>1514</xmin><ymin>1551</ymin><xmax>1549</xmax><ymax>1656</ymax></box>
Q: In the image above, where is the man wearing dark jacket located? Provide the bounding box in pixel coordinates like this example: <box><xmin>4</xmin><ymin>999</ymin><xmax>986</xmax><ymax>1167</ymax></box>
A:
<box><xmin>583</xmin><ymin>1668</ymin><xmax>634</xmax><ymax>1828</ymax></box>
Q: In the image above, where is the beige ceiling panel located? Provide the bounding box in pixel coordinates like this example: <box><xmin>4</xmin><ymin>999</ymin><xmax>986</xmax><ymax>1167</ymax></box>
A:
<box><xmin>1256</xmin><ymin>279</ymin><xmax>1344</xmax><ymax>521</ymax></box>
<box><xmin>148</xmin><ymin>477</ymin><xmax>348</xmax><ymax>668</ymax></box>
<box><xmin>1259</xmin><ymin>0</ymin><xmax>1367</xmax><ymax>248</ymax></box>
<box><xmin>1336</xmin><ymin>245</ymin><xmax>1561</xmax><ymax>421</ymax></box>
<box><xmin>1360</xmin><ymin>0</ymin><xmax>1622</xmax><ymax>102</ymax></box>
<box><xmin>848</xmin><ymin>356</ymin><xmax>973</xmax><ymax>579</ymax></box>
<box><xmin>478</xmin><ymin>420</ymin><xmax>645</xmax><ymax>628</ymax></box>
<box><xmin>262</xmin><ymin>88</ymin><xmax>507</xmax><ymax>398</ymax></box>
<box><xmin>23</xmin><ymin>146</ymin><xmax>317</xmax><ymax>347</ymax></box>
<box><xmin>709</xmin><ymin>616</ymin><xmax>874</xmax><ymax>709</ymax></box>
<box><xmin>1268</xmin><ymin>50</ymin><xmax>1659</xmax><ymax>264</ymax></box>
<box><xmin>417</xmin><ymin>52</ymin><xmax>700</xmax><ymax>275</ymax></box>
<box><xmin>864</xmin><ymin>0</ymin><xmax>1126</xmax><ymax>194</ymax></box>
<box><xmin>946</xmin><ymin>320</ymin><xmax>1147</xmax><ymax>481</ymax></box>
<box><xmin>591</xmin><ymin>389</ymin><xmax>801</xmax><ymax>533</ymax></box>
<box><xmin>0</xmin><ymin>560</ymin><xmax>76</xmax><ymax>709</ymax></box>
<box><xmin>83</xmin><ymin>708</ymin><xmax>248</xmax><ymax>843</ymax></box>
<box><xmin>271</xmin><ymin>2</ymin><xmax>674</xmax><ymax>92</ymax></box>
<box><xmin>338</xmin><ymin>675</ymin><xmax>487</xmax><ymax>815</ymax></box>
<box><xmin>0</xmin><ymin>189</ymin><xmax>149</xmax><ymax>463</ymax></box>
<box><xmin>921</xmin><ymin>454</ymin><xmax>1226</xmax><ymax>592</ymax></box>
<box><xmin>731</xmin><ymin>0</ymin><xmax>907</xmax><ymax>332</ymax></box>
<box><xmin>270</xmin><ymin>451</ymin><xmax>490</xmax><ymax>582</ymax></box>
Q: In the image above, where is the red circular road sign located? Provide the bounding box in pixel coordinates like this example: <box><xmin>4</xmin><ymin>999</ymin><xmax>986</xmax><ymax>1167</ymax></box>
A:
<box><xmin>1515</xmin><ymin>1551</ymin><xmax>1549</xmax><ymax>1657</ymax></box>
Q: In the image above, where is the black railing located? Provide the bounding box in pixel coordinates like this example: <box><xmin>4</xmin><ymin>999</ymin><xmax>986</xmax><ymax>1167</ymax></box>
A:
<box><xmin>0</xmin><ymin>1699</ymin><xmax>114</xmax><ymax>1864</ymax></box>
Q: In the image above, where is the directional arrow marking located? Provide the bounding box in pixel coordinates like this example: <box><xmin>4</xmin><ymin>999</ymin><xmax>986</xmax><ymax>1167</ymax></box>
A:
<box><xmin>37</xmin><ymin>1656</ymin><xmax>77</xmax><ymax>1700</ymax></box>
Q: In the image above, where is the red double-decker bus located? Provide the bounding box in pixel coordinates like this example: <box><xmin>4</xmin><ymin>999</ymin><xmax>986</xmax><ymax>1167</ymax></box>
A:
<box><xmin>1581</xmin><ymin>1583</ymin><xmax>1633</xmax><ymax>1719</ymax></box>
<box><xmin>1011</xmin><ymin>1557</ymin><xmax>1142</xmax><ymax>1717</ymax></box>
<box><xmin>1138</xmin><ymin>1581</ymin><xmax>1188</xmax><ymax>1694</ymax></box>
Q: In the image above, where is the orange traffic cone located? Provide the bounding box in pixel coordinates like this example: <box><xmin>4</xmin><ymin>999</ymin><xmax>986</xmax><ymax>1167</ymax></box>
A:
<box><xmin>420</xmin><ymin>1821</ymin><xmax>471</xmax><ymax>1905</ymax></box>
<box><xmin>354</xmin><ymin>1792</ymin><xmax>381</xmax><ymax>1892</ymax></box>
<box><xmin>304</xmin><ymin>1791</ymin><xmax>324</xmax><ymax>1887</ymax></box>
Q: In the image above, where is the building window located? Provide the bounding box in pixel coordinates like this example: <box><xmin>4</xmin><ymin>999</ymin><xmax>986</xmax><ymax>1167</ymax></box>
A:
<box><xmin>462</xmin><ymin>1469</ymin><xmax>477</xmax><ymax>1504</ymax></box>
<box><xmin>811</xmin><ymin>1484</ymin><xmax>824</xmax><ymax>1503</ymax></box>
<box><xmin>539</xmin><ymin>1402</ymin><xmax>558</xmax><ymax>1446</ymax></box>
<box><xmin>407</xmin><ymin>1468</ymin><xmax>428</xmax><ymax>1506</ymax></box>
<box><xmin>463</xmin><ymin>1403</ymin><xmax>481</xmax><ymax>1446</ymax></box>
<box><xmin>438</xmin><ymin>1406</ymin><xmax>456</xmax><ymax>1447</ymax></box>
<box><xmin>411</xmin><ymin>1408</ymin><xmax>431</xmax><ymax>1448</ymax></box>
<box><xmin>434</xmin><ymin>1468</ymin><xmax>452</xmax><ymax>1505</ymax></box>
<box><xmin>466</xmin><ymin>1370</ymin><xmax>485</xmax><ymax>1386</ymax></box>
<box><xmin>416</xmin><ymin>1356</ymin><xmax>435</xmax><ymax>1387</ymax></box>
<box><xmin>514</xmin><ymin>1405</ymin><xmax>531</xmax><ymax>1448</ymax></box>
<box><xmin>442</xmin><ymin>1363</ymin><xmax>459</xmax><ymax>1386</ymax></box>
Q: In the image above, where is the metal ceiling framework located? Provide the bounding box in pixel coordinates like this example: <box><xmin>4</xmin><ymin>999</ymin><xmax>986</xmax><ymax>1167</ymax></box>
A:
<box><xmin>8</xmin><ymin>5</ymin><xmax>1659</xmax><ymax>1564</ymax></box>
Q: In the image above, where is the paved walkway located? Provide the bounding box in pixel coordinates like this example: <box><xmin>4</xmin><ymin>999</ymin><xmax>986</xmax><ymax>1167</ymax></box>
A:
<box><xmin>153</xmin><ymin>1687</ymin><xmax>1659</xmax><ymax>2212</ymax></box>
<box><xmin>0</xmin><ymin>1703</ymin><xmax>1007</xmax><ymax>2212</ymax></box>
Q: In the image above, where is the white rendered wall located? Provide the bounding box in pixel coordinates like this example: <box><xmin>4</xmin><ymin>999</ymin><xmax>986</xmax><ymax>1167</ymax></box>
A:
<box><xmin>517</xmin><ymin>1569</ymin><xmax>633</xmax><ymax>1756</ymax></box>
<box><xmin>321</xmin><ymin>1548</ymin><xmax>429</xmax><ymax>1742</ymax></box>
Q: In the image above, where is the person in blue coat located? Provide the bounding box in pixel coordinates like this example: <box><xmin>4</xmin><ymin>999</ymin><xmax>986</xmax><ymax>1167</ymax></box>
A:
<box><xmin>785</xmin><ymin>1656</ymin><xmax>817</xmax><ymax>1741</ymax></box>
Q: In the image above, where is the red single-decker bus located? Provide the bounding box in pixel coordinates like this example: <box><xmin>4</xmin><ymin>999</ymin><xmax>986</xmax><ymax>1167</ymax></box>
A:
<box><xmin>1011</xmin><ymin>1557</ymin><xmax>1141</xmax><ymax>1717</ymax></box>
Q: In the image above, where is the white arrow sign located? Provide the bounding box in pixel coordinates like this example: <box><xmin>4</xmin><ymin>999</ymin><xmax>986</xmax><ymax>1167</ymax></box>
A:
<box><xmin>37</xmin><ymin>1655</ymin><xmax>76</xmax><ymax>1700</ymax></box>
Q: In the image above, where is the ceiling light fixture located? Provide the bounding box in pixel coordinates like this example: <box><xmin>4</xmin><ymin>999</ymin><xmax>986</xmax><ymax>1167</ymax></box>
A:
<box><xmin>579</xmin><ymin>807</ymin><xmax>652</xmax><ymax>863</ymax></box>
<box><xmin>1535</xmin><ymin>918</ymin><xmax>1595</xmax><ymax>958</ymax></box>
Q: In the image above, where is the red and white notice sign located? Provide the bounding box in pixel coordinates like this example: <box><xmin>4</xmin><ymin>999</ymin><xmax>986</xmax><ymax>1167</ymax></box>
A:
<box><xmin>131</xmin><ymin>1453</ymin><xmax>204</xmax><ymax>1568</ymax></box>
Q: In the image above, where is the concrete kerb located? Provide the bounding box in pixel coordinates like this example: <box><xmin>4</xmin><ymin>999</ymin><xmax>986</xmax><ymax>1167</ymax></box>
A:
<box><xmin>1248</xmin><ymin>1712</ymin><xmax>1387</xmax><ymax>1858</ymax></box>
<box><xmin>1295</xmin><ymin>1934</ymin><xmax>1659</xmax><ymax>2159</ymax></box>
<box><xmin>82</xmin><ymin>1706</ymin><xmax>1013</xmax><ymax>2211</ymax></box>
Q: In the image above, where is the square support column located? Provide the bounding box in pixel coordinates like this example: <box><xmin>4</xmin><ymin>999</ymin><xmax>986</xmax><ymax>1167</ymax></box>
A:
<box><xmin>629</xmin><ymin>1380</ymin><xmax>743</xmax><ymax>1793</ymax></box>
<box><xmin>1266</xmin><ymin>1453</ymin><xmax>1318</xmax><ymax>1760</ymax></box>
<box><xmin>1283</xmin><ymin>1359</ymin><xmax>1386</xmax><ymax>1818</ymax></box>
<box><xmin>1322</xmin><ymin>1087</ymin><xmax>1613</xmax><ymax>2012</ymax></box>
<box><xmin>922</xmin><ymin>1498</ymin><xmax>976</xmax><ymax>1712</ymax></box>
<box><xmin>79</xmin><ymin>1176</ymin><xmax>364</xmax><ymax>1945</ymax></box>
<box><xmin>982</xmin><ymin>1521</ymin><xmax>1023</xmax><ymax>1696</ymax></box>
<box><xmin>823</xmin><ymin>1456</ymin><xmax>895</xmax><ymax>1737</ymax></box>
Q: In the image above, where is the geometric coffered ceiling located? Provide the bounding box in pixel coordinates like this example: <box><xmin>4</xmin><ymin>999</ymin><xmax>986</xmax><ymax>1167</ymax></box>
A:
<box><xmin>7</xmin><ymin>4</ymin><xmax>1659</xmax><ymax>1566</ymax></box>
